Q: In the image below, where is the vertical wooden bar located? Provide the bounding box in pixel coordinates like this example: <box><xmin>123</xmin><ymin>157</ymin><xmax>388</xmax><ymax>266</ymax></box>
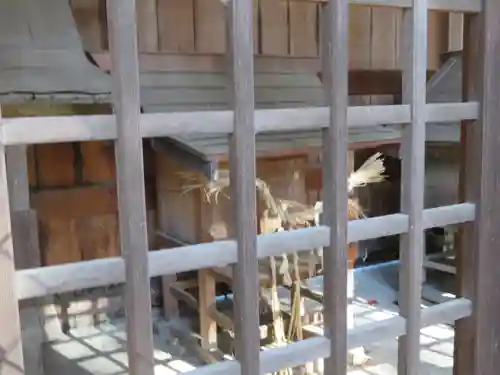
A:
<box><xmin>320</xmin><ymin>0</ymin><xmax>349</xmax><ymax>372</ymax></box>
<box><xmin>226</xmin><ymin>0</ymin><xmax>260</xmax><ymax>374</ymax></box>
<box><xmin>397</xmin><ymin>0</ymin><xmax>427</xmax><ymax>374</ymax></box>
<box><xmin>6</xmin><ymin>146</ymin><xmax>43</xmax><ymax>375</ymax></box>
<box><xmin>106</xmin><ymin>0</ymin><xmax>155</xmax><ymax>374</ymax></box>
<box><xmin>454</xmin><ymin>1</ymin><xmax>500</xmax><ymax>374</ymax></box>
<box><xmin>0</xmin><ymin>108</ymin><xmax>25</xmax><ymax>375</ymax></box>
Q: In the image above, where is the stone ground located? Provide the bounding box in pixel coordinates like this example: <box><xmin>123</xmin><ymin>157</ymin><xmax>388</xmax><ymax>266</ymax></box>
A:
<box><xmin>32</xmin><ymin>261</ymin><xmax>456</xmax><ymax>375</ymax></box>
<box><xmin>42</xmin><ymin>316</ymin><xmax>204</xmax><ymax>375</ymax></box>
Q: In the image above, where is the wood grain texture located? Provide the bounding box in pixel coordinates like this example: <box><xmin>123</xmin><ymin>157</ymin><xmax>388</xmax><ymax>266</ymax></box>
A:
<box><xmin>454</xmin><ymin>3</ymin><xmax>500</xmax><ymax>374</ymax></box>
<box><xmin>283</xmin><ymin>0</ymin><xmax>480</xmax><ymax>13</ymax></box>
<box><xmin>32</xmin><ymin>186</ymin><xmax>118</xmax><ymax>220</ymax></box>
<box><xmin>106</xmin><ymin>0</ymin><xmax>155</xmax><ymax>373</ymax></box>
<box><xmin>80</xmin><ymin>141</ymin><xmax>116</xmax><ymax>183</ymax></box>
<box><xmin>289</xmin><ymin>1</ymin><xmax>318</xmax><ymax>57</ymax></box>
<box><xmin>260</xmin><ymin>0</ymin><xmax>289</xmax><ymax>55</ymax></box>
<box><xmin>35</xmin><ymin>143</ymin><xmax>75</xmax><ymax>188</ymax></box>
<box><xmin>1</xmin><ymin>102</ymin><xmax>477</xmax><ymax>148</ymax></box>
<box><xmin>136</xmin><ymin>0</ymin><xmax>159</xmax><ymax>52</ymax></box>
<box><xmin>11</xmin><ymin>211</ymin><xmax>43</xmax><ymax>375</ymax></box>
<box><xmin>320</xmin><ymin>0</ymin><xmax>349</xmax><ymax>373</ymax></box>
<box><xmin>7</xmin><ymin>144</ymin><xmax>42</xmax><ymax>375</ymax></box>
<box><xmin>348</xmin><ymin>5</ymin><xmax>371</xmax><ymax>70</ymax></box>
<box><xmin>76</xmin><ymin>214</ymin><xmax>120</xmax><ymax>259</ymax></box>
<box><xmin>370</xmin><ymin>6</ymin><xmax>399</xmax><ymax>105</ymax></box>
<box><xmin>397</xmin><ymin>2</ymin><xmax>427</xmax><ymax>374</ymax></box>
<box><xmin>348</xmin><ymin>5</ymin><xmax>371</xmax><ymax>105</ymax></box>
<box><xmin>427</xmin><ymin>11</ymin><xmax>448</xmax><ymax>70</ymax></box>
<box><xmin>0</xmin><ymin>110</ymin><xmax>25</xmax><ymax>375</ymax></box>
<box><xmin>195</xmin><ymin>0</ymin><xmax>226</xmax><ymax>53</ymax></box>
<box><xmin>226</xmin><ymin>1</ymin><xmax>260</xmax><ymax>374</ymax></box>
<box><xmin>371</xmin><ymin>7</ymin><xmax>398</xmax><ymax>70</ymax></box>
<box><xmin>157</xmin><ymin>0</ymin><xmax>195</xmax><ymax>52</ymax></box>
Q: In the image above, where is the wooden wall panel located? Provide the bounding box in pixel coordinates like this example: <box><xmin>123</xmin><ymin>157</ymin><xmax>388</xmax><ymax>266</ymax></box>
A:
<box><xmin>76</xmin><ymin>214</ymin><xmax>120</xmax><ymax>260</ymax></box>
<box><xmin>194</xmin><ymin>0</ymin><xmax>226</xmax><ymax>53</ymax></box>
<box><xmin>157</xmin><ymin>0</ymin><xmax>195</xmax><ymax>52</ymax></box>
<box><xmin>349</xmin><ymin>5</ymin><xmax>371</xmax><ymax>105</ymax></box>
<box><xmin>32</xmin><ymin>187</ymin><xmax>118</xmax><ymax>220</ymax></box>
<box><xmin>427</xmin><ymin>11</ymin><xmax>448</xmax><ymax>70</ymax></box>
<box><xmin>370</xmin><ymin>7</ymin><xmax>399</xmax><ymax>104</ymax></box>
<box><xmin>136</xmin><ymin>0</ymin><xmax>159</xmax><ymax>52</ymax></box>
<box><xmin>40</xmin><ymin>219</ymin><xmax>81</xmax><ymax>265</ymax></box>
<box><xmin>371</xmin><ymin>8</ymin><xmax>398</xmax><ymax>70</ymax></box>
<box><xmin>69</xmin><ymin>1</ymin><xmax>447</xmax><ymax>69</ymax></box>
<box><xmin>260</xmin><ymin>0</ymin><xmax>289</xmax><ymax>55</ymax></box>
<box><xmin>80</xmin><ymin>141</ymin><xmax>116</xmax><ymax>183</ymax></box>
<box><xmin>35</xmin><ymin>143</ymin><xmax>76</xmax><ymax>188</ymax></box>
<box><xmin>289</xmin><ymin>2</ymin><xmax>318</xmax><ymax>57</ymax></box>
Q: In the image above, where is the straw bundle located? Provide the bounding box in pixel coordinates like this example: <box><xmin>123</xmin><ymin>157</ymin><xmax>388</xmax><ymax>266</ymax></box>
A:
<box><xmin>177</xmin><ymin>153</ymin><xmax>386</xmax><ymax>369</ymax></box>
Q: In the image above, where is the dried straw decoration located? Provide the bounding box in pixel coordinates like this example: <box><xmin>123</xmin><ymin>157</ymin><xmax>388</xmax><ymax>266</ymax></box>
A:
<box><xmin>178</xmin><ymin>151</ymin><xmax>386</xmax><ymax>224</ymax></box>
<box><xmin>177</xmin><ymin>153</ymin><xmax>386</xmax><ymax>368</ymax></box>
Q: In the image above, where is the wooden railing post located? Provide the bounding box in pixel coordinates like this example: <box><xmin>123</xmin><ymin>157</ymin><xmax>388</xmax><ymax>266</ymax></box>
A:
<box><xmin>320</xmin><ymin>0</ymin><xmax>349</xmax><ymax>372</ymax></box>
<box><xmin>225</xmin><ymin>0</ymin><xmax>260</xmax><ymax>374</ymax></box>
<box><xmin>106</xmin><ymin>0</ymin><xmax>155</xmax><ymax>373</ymax></box>
<box><xmin>0</xmin><ymin>107</ymin><xmax>25</xmax><ymax>375</ymax></box>
<box><xmin>454</xmin><ymin>0</ymin><xmax>500</xmax><ymax>373</ymax></box>
<box><xmin>397</xmin><ymin>0</ymin><xmax>428</xmax><ymax>373</ymax></box>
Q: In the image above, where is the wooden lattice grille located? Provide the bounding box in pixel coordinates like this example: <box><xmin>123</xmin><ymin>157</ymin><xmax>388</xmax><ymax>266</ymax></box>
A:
<box><xmin>1</xmin><ymin>0</ymin><xmax>498</xmax><ymax>374</ymax></box>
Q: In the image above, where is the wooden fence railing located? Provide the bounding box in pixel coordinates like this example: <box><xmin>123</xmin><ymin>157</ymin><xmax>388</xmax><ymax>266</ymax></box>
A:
<box><xmin>1</xmin><ymin>0</ymin><xmax>499</xmax><ymax>374</ymax></box>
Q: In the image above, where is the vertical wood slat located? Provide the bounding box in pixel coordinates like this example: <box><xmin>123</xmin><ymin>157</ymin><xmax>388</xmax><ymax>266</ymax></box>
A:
<box><xmin>320</xmin><ymin>0</ymin><xmax>349</xmax><ymax>373</ymax></box>
<box><xmin>454</xmin><ymin>1</ymin><xmax>500</xmax><ymax>374</ymax></box>
<box><xmin>136</xmin><ymin>0</ymin><xmax>159</xmax><ymax>52</ymax></box>
<box><xmin>195</xmin><ymin>0</ymin><xmax>226</xmax><ymax>53</ymax></box>
<box><xmin>157</xmin><ymin>0</ymin><xmax>195</xmax><ymax>52</ymax></box>
<box><xmin>0</xmin><ymin>108</ymin><xmax>25</xmax><ymax>375</ymax></box>
<box><xmin>260</xmin><ymin>0</ymin><xmax>289</xmax><ymax>55</ymax></box>
<box><xmin>225</xmin><ymin>0</ymin><xmax>260</xmax><ymax>374</ymax></box>
<box><xmin>397</xmin><ymin>0</ymin><xmax>427</xmax><ymax>374</ymax></box>
<box><xmin>106</xmin><ymin>0</ymin><xmax>155</xmax><ymax>374</ymax></box>
<box><xmin>6</xmin><ymin>146</ymin><xmax>44</xmax><ymax>375</ymax></box>
<box><xmin>289</xmin><ymin>1</ymin><xmax>318</xmax><ymax>57</ymax></box>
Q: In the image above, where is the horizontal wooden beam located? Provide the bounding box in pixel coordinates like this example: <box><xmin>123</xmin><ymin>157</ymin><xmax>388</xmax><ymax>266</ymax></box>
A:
<box><xmin>15</xmin><ymin>203</ymin><xmax>474</xmax><ymax>300</ymax></box>
<box><xmin>287</xmin><ymin>0</ymin><xmax>480</xmax><ymax>12</ymax></box>
<box><xmin>184</xmin><ymin>297</ymin><xmax>472</xmax><ymax>375</ymax></box>
<box><xmin>1</xmin><ymin>102</ymin><xmax>478</xmax><ymax>146</ymax></box>
<box><xmin>93</xmin><ymin>52</ymin><xmax>434</xmax><ymax>96</ymax></box>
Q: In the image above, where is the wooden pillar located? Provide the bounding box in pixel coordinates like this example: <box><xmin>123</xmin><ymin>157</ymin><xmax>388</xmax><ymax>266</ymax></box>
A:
<box><xmin>198</xmin><ymin>193</ymin><xmax>218</xmax><ymax>350</ymax></box>
<box><xmin>107</xmin><ymin>0</ymin><xmax>155</xmax><ymax>373</ymax></box>
<box><xmin>226</xmin><ymin>0</ymin><xmax>261</xmax><ymax>373</ymax></box>
<box><xmin>6</xmin><ymin>145</ymin><xmax>43</xmax><ymax>375</ymax></box>
<box><xmin>0</xmin><ymin>109</ymin><xmax>25</xmax><ymax>374</ymax></box>
<box><xmin>454</xmin><ymin>2</ymin><xmax>500</xmax><ymax>374</ymax></box>
<box><xmin>320</xmin><ymin>0</ymin><xmax>350</xmax><ymax>371</ymax></box>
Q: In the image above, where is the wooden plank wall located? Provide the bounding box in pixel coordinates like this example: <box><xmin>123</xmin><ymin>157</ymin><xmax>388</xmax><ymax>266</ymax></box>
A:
<box><xmin>13</xmin><ymin>1</ymin><xmax>446</xmax><ymax>267</ymax></box>
<box><xmin>3</xmin><ymin>104</ymin><xmax>157</xmax><ymax>267</ymax></box>
<box><xmin>70</xmin><ymin>0</ymin><xmax>447</xmax><ymax>70</ymax></box>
